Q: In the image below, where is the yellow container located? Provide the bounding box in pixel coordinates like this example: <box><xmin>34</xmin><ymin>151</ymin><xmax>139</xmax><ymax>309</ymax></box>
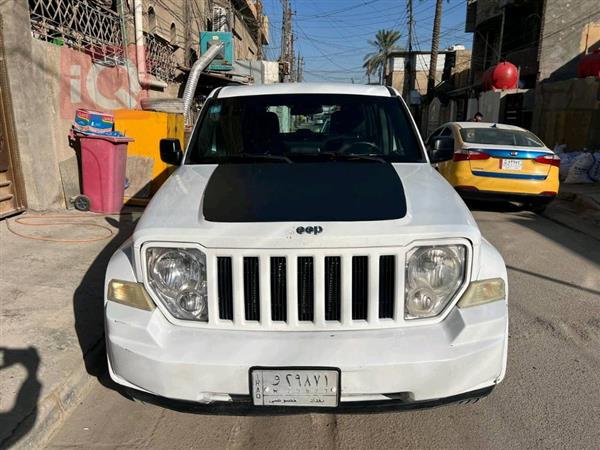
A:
<box><xmin>113</xmin><ymin>109</ymin><xmax>184</xmax><ymax>203</ymax></box>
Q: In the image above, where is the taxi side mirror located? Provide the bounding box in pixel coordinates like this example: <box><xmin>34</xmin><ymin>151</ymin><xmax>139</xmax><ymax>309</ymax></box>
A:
<box><xmin>429</xmin><ymin>137</ymin><xmax>454</xmax><ymax>163</ymax></box>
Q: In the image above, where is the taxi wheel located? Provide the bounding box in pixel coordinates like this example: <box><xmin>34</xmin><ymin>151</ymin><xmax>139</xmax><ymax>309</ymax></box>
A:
<box><xmin>526</xmin><ymin>202</ymin><xmax>547</xmax><ymax>214</ymax></box>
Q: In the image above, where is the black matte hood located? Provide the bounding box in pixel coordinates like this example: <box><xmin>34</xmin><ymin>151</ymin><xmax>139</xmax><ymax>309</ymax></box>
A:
<box><xmin>202</xmin><ymin>162</ymin><xmax>406</xmax><ymax>223</ymax></box>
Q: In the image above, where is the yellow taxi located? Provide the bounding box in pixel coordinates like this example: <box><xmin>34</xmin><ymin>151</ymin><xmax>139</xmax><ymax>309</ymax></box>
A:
<box><xmin>426</xmin><ymin>122</ymin><xmax>560</xmax><ymax>212</ymax></box>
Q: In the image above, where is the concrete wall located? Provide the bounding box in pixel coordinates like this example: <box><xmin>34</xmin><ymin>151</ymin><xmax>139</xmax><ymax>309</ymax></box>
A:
<box><xmin>233</xmin><ymin>13</ymin><xmax>259</xmax><ymax>60</ymax></box>
<box><xmin>532</xmin><ymin>77</ymin><xmax>600</xmax><ymax>150</ymax></box>
<box><xmin>390</xmin><ymin>70</ymin><xmax>433</xmax><ymax>97</ymax></box>
<box><xmin>538</xmin><ymin>0</ymin><xmax>600</xmax><ymax>81</ymax></box>
<box><xmin>0</xmin><ymin>1</ymin><xmax>177</xmax><ymax>210</ymax></box>
<box><xmin>474</xmin><ymin>0</ymin><xmax>502</xmax><ymax>26</ymax></box>
<box><xmin>389</xmin><ymin>54</ymin><xmax>445</xmax><ymax>97</ymax></box>
<box><xmin>0</xmin><ymin>1</ymin><xmax>64</xmax><ymax>210</ymax></box>
<box><xmin>142</xmin><ymin>0</ymin><xmax>208</xmax><ymax>66</ymax></box>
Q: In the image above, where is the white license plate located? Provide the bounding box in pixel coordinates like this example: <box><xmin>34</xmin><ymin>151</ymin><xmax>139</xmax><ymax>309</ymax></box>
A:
<box><xmin>251</xmin><ymin>368</ymin><xmax>340</xmax><ymax>407</ymax></box>
<box><xmin>501</xmin><ymin>159</ymin><xmax>523</xmax><ymax>170</ymax></box>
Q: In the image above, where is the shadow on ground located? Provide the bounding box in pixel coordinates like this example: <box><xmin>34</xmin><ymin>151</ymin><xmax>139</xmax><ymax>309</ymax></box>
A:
<box><xmin>466</xmin><ymin>199</ymin><xmax>600</xmax><ymax>291</ymax></box>
<box><xmin>0</xmin><ymin>347</ymin><xmax>41</xmax><ymax>448</ymax></box>
<box><xmin>72</xmin><ymin>210</ymin><xmax>140</xmax><ymax>394</ymax></box>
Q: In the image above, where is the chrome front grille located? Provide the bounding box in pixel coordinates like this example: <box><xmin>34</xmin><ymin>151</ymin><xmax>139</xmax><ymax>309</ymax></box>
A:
<box><xmin>213</xmin><ymin>250</ymin><xmax>402</xmax><ymax>330</ymax></box>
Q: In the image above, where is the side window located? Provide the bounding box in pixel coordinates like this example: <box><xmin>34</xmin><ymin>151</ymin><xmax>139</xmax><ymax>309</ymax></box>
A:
<box><xmin>440</xmin><ymin>127</ymin><xmax>452</xmax><ymax>137</ymax></box>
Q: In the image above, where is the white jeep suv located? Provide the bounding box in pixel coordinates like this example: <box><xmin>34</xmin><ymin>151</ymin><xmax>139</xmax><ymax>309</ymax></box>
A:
<box><xmin>105</xmin><ymin>83</ymin><xmax>508</xmax><ymax>409</ymax></box>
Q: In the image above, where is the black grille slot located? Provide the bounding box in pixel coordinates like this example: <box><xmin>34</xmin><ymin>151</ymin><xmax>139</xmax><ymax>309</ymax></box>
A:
<box><xmin>325</xmin><ymin>257</ymin><xmax>341</xmax><ymax>321</ymax></box>
<box><xmin>243</xmin><ymin>257</ymin><xmax>260</xmax><ymax>321</ymax></box>
<box><xmin>352</xmin><ymin>256</ymin><xmax>369</xmax><ymax>320</ymax></box>
<box><xmin>270</xmin><ymin>257</ymin><xmax>287</xmax><ymax>321</ymax></box>
<box><xmin>217</xmin><ymin>257</ymin><xmax>233</xmax><ymax>320</ymax></box>
<box><xmin>297</xmin><ymin>257</ymin><xmax>314</xmax><ymax>321</ymax></box>
<box><xmin>379</xmin><ymin>255</ymin><xmax>395</xmax><ymax>318</ymax></box>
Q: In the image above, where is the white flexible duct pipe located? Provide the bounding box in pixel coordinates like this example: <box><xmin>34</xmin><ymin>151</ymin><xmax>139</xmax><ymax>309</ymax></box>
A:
<box><xmin>182</xmin><ymin>42</ymin><xmax>225</xmax><ymax>122</ymax></box>
<box><xmin>133</xmin><ymin>0</ymin><xmax>167</xmax><ymax>90</ymax></box>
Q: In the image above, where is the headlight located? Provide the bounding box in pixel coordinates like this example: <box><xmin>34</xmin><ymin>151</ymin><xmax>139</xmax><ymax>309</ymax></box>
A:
<box><xmin>405</xmin><ymin>245</ymin><xmax>466</xmax><ymax>319</ymax></box>
<box><xmin>147</xmin><ymin>247</ymin><xmax>208</xmax><ymax>321</ymax></box>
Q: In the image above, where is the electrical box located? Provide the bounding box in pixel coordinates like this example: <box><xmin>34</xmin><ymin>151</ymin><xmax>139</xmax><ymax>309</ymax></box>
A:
<box><xmin>200</xmin><ymin>32</ymin><xmax>234</xmax><ymax>71</ymax></box>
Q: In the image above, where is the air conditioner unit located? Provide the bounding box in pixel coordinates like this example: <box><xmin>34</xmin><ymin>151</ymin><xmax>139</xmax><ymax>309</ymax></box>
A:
<box><xmin>200</xmin><ymin>32</ymin><xmax>234</xmax><ymax>71</ymax></box>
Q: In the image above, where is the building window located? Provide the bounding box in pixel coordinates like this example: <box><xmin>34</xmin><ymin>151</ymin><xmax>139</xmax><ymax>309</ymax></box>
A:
<box><xmin>170</xmin><ymin>23</ymin><xmax>177</xmax><ymax>46</ymax></box>
<box><xmin>148</xmin><ymin>7</ymin><xmax>157</xmax><ymax>34</ymax></box>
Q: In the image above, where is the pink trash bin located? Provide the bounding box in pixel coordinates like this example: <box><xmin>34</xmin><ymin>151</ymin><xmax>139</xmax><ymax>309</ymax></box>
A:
<box><xmin>79</xmin><ymin>134</ymin><xmax>133</xmax><ymax>214</ymax></box>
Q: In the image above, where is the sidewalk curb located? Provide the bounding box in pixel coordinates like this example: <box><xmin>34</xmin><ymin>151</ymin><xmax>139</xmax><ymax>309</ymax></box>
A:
<box><xmin>10</xmin><ymin>342</ymin><xmax>105</xmax><ymax>450</ymax></box>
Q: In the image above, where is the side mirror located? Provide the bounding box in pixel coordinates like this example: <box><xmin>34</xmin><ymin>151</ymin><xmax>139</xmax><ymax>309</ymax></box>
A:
<box><xmin>160</xmin><ymin>138</ymin><xmax>183</xmax><ymax>165</ymax></box>
<box><xmin>429</xmin><ymin>137</ymin><xmax>454</xmax><ymax>163</ymax></box>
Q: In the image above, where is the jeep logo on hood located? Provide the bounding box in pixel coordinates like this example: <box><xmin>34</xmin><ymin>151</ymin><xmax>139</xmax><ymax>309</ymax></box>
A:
<box><xmin>296</xmin><ymin>226</ymin><xmax>323</xmax><ymax>235</ymax></box>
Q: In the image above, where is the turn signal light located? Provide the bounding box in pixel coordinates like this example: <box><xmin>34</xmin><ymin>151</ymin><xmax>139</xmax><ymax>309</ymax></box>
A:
<box><xmin>457</xmin><ymin>278</ymin><xmax>505</xmax><ymax>308</ymax></box>
<box><xmin>534</xmin><ymin>154</ymin><xmax>560</xmax><ymax>167</ymax></box>
<box><xmin>453</xmin><ymin>149</ymin><xmax>490</xmax><ymax>162</ymax></box>
<box><xmin>108</xmin><ymin>280</ymin><xmax>156</xmax><ymax>311</ymax></box>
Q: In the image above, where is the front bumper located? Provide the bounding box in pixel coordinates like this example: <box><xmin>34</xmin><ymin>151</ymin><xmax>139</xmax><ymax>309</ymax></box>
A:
<box><xmin>106</xmin><ymin>299</ymin><xmax>508</xmax><ymax>406</ymax></box>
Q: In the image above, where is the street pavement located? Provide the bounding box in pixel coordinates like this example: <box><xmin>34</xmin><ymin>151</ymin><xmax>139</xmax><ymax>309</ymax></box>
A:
<box><xmin>46</xmin><ymin>204</ymin><xmax>600</xmax><ymax>450</ymax></box>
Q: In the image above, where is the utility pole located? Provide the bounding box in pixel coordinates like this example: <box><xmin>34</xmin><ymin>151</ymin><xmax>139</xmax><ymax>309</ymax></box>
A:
<box><xmin>256</xmin><ymin>0</ymin><xmax>263</xmax><ymax>60</ymax></box>
<box><xmin>406</xmin><ymin>0</ymin><xmax>414</xmax><ymax>101</ymax></box>
<box><xmin>296</xmin><ymin>53</ymin><xmax>303</xmax><ymax>82</ymax></box>
<box><xmin>427</xmin><ymin>0</ymin><xmax>444</xmax><ymax>97</ymax></box>
<box><xmin>280</xmin><ymin>0</ymin><xmax>293</xmax><ymax>82</ymax></box>
<box><xmin>290</xmin><ymin>33</ymin><xmax>295</xmax><ymax>82</ymax></box>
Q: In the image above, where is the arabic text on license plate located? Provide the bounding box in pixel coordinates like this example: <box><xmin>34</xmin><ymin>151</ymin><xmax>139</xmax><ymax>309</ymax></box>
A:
<box><xmin>251</xmin><ymin>369</ymin><xmax>339</xmax><ymax>407</ymax></box>
<box><xmin>501</xmin><ymin>159</ymin><xmax>523</xmax><ymax>170</ymax></box>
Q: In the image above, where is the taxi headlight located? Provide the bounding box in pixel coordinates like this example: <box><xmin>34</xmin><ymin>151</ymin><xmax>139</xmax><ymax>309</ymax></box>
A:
<box><xmin>405</xmin><ymin>245</ymin><xmax>466</xmax><ymax>319</ymax></box>
<box><xmin>146</xmin><ymin>247</ymin><xmax>208</xmax><ymax>321</ymax></box>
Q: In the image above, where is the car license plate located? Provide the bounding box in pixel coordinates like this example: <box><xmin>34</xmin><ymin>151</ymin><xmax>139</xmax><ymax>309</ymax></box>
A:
<box><xmin>500</xmin><ymin>159</ymin><xmax>523</xmax><ymax>170</ymax></box>
<box><xmin>251</xmin><ymin>368</ymin><xmax>340</xmax><ymax>407</ymax></box>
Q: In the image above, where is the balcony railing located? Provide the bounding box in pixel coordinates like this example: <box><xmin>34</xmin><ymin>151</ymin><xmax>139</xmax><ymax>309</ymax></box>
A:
<box><xmin>144</xmin><ymin>32</ymin><xmax>177</xmax><ymax>83</ymax></box>
<box><xmin>28</xmin><ymin>0</ymin><xmax>125</xmax><ymax>66</ymax></box>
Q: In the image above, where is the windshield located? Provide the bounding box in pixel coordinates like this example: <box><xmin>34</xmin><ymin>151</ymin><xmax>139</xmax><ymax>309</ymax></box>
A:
<box><xmin>186</xmin><ymin>94</ymin><xmax>424</xmax><ymax>164</ymax></box>
<box><xmin>460</xmin><ymin>127</ymin><xmax>545</xmax><ymax>147</ymax></box>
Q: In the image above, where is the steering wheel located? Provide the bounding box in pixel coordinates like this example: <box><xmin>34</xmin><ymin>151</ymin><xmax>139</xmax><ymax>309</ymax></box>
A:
<box><xmin>338</xmin><ymin>141</ymin><xmax>380</xmax><ymax>155</ymax></box>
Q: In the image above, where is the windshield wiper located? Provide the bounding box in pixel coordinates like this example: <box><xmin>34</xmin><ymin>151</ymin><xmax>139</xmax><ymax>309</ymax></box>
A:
<box><xmin>238</xmin><ymin>153</ymin><xmax>293</xmax><ymax>164</ymax></box>
<box><xmin>286</xmin><ymin>152</ymin><xmax>386</xmax><ymax>163</ymax></box>
<box><xmin>334</xmin><ymin>154</ymin><xmax>387</xmax><ymax>163</ymax></box>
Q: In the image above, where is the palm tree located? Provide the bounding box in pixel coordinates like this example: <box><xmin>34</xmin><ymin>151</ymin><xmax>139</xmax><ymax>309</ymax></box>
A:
<box><xmin>425</xmin><ymin>0</ymin><xmax>448</xmax><ymax>96</ymax></box>
<box><xmin>363</xmin><ymin>29</ymin><xmax>401</xmax><ymax>85</ymax></box>
<box><xmin>362</xmin><ymin>54</ymin><xmax>383</xmax><ymax>84</ymax></box>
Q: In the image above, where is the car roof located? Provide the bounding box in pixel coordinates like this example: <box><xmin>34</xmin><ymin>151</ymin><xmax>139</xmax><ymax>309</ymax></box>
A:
<box><xmin>446</xmin><ymin>122</ymin><xmax>527</xmax><ymax>131</ymax></box>
<box><xmin>216</xmin><ymin>82</ymin><xmax>394</xmax><ymax>98</ymax></box>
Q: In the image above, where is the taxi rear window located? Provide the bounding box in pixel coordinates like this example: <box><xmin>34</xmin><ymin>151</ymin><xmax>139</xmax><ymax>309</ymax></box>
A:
<box><xmin>460</xmin><ymin>128</ymin><xmax>544</xmax><ymax>147</ymax></box>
